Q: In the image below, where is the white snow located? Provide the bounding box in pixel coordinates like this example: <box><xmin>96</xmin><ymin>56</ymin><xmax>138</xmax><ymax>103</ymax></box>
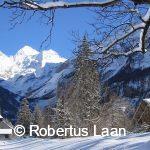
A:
<box><xmin>39</xmin><ymin>1</ymin><xmax>66</xmax><ymax>8</ymax></box>
<box><xmin>0</xmin><ymin>133</ymin><xmax>150</xmax><ymax>150</ymax></box>
<box><xmin>24</xmin><ymin>0</ymin><xmax>116</xmax><ymax>9</ymax></box>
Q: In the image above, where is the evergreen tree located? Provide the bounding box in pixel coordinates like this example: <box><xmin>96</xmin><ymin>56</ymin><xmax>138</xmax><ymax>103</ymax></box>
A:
<box><xmin>33</xmin><ymin>105</ymin><xmax>43</xmax><ymax>128</ymax></box>
<box><xmin>56</xmin><ymin>98</ymin><xmax>65</xmax><ymax>128</ymax></box>
<box><xmin>17</xmin><ymin>98</ymin><xmax>32</xmax><ymax>135</ymax></box>
<box><xmin>71</xmin><ymin>36</ymin><xmax>101</xmax><ymax>135</ymax></box>
<box><xmin>56</xmin><ymin>98</ymin><xmax>71</xmax><ymax>128</ymax></box>
<box><xmin>55</xmin><ymin>97</ymin><xmax>72</xmax><ymax>138</ymax></box>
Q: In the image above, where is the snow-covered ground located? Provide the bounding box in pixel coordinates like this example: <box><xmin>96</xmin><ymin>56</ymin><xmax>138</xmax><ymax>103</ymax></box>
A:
<box><xmin>0</xmin><ymin>133</ymin><xmax>150</xmax><ymax>150</ymax></box>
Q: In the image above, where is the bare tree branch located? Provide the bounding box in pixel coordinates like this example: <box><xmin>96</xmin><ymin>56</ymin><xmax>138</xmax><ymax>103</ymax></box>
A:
<box><xmin>102</xmin><ymin>23</ymin><xmax>145</xmax><ymax>53</ymax></box>
<box><xmin>140</xmin><ymin>12</ymin><xmax>150</xmax><ymax>52</ymax></box>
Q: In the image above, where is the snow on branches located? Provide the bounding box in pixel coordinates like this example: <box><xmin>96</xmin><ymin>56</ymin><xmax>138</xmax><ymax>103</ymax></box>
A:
<box><xmin>0</xmin><ymin>1</ymin><xmax>119</xmax><ymax>10</ymax></box>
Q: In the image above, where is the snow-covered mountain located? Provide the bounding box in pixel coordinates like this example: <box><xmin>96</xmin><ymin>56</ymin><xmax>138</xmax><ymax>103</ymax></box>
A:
<box><xmin>0</xmin><ymin>46</ymin><xmax>71</xmax><ymax>109</ymax></box>
<box><xmin>0</xmin><ymin>46</ymin><xmax>66</xmax><ymax>79</ymax></box>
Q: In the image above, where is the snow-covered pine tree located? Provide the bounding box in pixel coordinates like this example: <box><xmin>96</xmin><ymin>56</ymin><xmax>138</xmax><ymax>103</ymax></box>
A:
<box><xmin>56</xmin><ymin>98</ymin><xmax>65</xmax><ymax>128</ymax></box>
<box><xmin>55</xmin><ymin>97</ymin><xmax>72</xmax><ymax>138</ymax></box>
<box><xmin>56</xmin><ymin>98</ymin><xmax>71</xmax><ymax>127</ymax></box>
<box><xmin>33</xmin><ymin>105</ymin><xmax>43</xmax><ymax>128</ymax></box>
<box><xmin>71</xmin><ymin>35</ymin><xmax>101</xmax><ymax>135</ymax></box>
<box><xmin>17</xmin><ymin>98</ymin><xmax>32</xmax><ymax>135</ymax></box>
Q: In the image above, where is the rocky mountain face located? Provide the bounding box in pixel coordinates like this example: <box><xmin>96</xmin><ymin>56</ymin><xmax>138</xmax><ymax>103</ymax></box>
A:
<box><xmin>0</xmin><ymin>46</ymin><xmax>150</xmax><ymax>121</ymax></box>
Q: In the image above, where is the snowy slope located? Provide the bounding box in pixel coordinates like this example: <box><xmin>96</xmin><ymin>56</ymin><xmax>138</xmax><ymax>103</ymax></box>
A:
<box><xmin>0</xmin><ymin>133</ymin><xmax>150</xmax><ymax>150</ymax></box>
<box><xmin>102</xmin><ymin>51</ymin><xmax>150</xmax><ymax>82</ymax></box>
<box><xmin>29</xmin><ymin>65</ymin><xmax>73</xmax><ymax>98</ymax></box>
<box><xmin>102</xmin><ymin>55</ymin><xmax>128</xmax><ymax>81</ymax></box>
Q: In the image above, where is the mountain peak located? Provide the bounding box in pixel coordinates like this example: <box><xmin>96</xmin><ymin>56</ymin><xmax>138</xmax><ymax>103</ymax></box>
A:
<box><xmin>17</xmin><ymin>46</ymin><xmax>39</xmax><ymax>56</ymax></box>
<box><xmin>41</xmin><ymin>49</ymin><xmax>67</xmax><ymax>67</ymax></box>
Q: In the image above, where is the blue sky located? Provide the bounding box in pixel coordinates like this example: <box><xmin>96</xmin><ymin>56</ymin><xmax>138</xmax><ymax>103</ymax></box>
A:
<box><xmin>0</xmin><ymin>7</ymin><xmax>95</xmax><ymax>58</ymax></box>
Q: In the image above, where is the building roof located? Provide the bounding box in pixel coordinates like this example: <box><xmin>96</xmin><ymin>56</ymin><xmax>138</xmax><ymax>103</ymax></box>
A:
<box><xmin>143</xmin><ymin>98</ymin><xmax>150</xmax><ymax>105</ymax></box>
